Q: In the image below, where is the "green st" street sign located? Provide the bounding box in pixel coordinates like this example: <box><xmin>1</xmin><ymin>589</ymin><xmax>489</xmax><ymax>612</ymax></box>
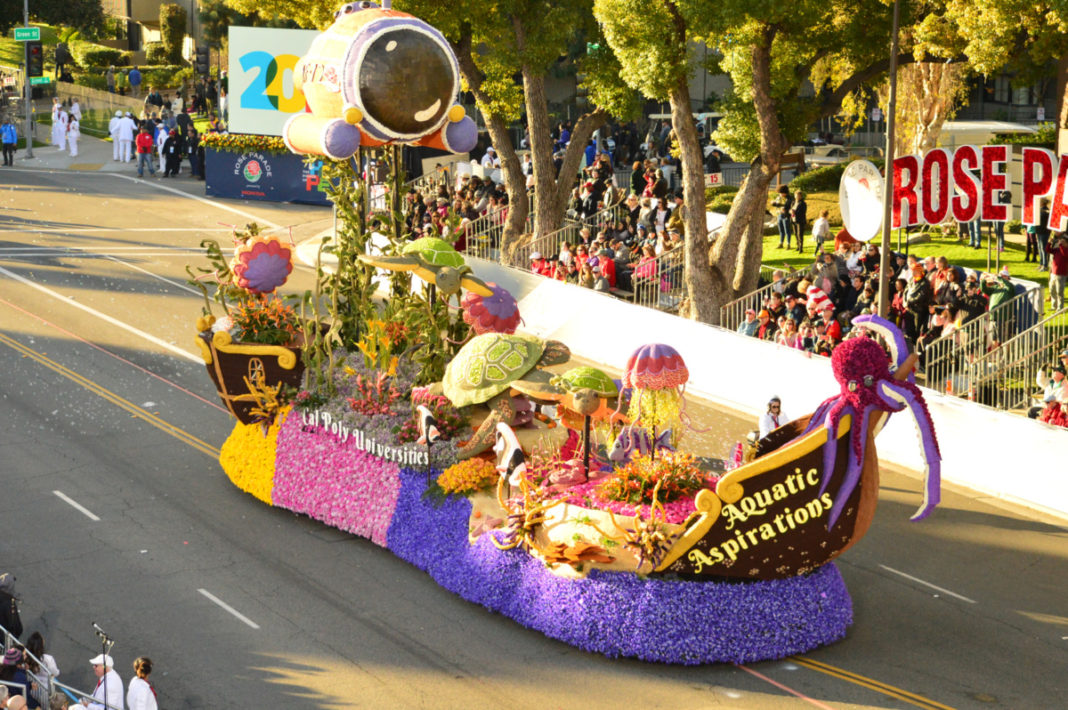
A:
<box><xmin>14</xmin><ymin>27</ymin><xmax>40</xmax><ymax>41</ymax></box>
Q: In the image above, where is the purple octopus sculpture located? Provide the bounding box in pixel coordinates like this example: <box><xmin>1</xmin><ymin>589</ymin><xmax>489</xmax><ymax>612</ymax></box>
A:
<box><xmin>803</xmin><ymin>315</ymin><xmax>941</xmax><ymax>527</ymax></box>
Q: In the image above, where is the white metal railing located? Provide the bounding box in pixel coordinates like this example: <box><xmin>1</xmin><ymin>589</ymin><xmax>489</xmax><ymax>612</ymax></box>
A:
<box><xmin>718</xmin><ymin>265</ymin><xmax>790</xmax><ymax>331</ymax></box>
<box><xmin>0</xmin><ymin>625</ymin><xmax>61</xmax><ymax>709</ymax></box>
<box><xmin>930</xmin><ymin>308</ymin><xmax>1068</xmax><ymax>409</ymax></box>
<box><xmin>631</xmin><ymin>247</ymin><xmax>685</xmax><ymax>312</ymax></box>
<box><xmin>924</xmin><ymin>285</ymin><xmax>1045</xmax><ymax>390</ymax></box>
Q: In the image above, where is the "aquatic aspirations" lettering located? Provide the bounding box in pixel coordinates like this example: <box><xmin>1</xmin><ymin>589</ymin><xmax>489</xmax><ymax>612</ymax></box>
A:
<box><xmin>688</xmin><ymin>468</ymin><xmax>833</xmax><ymax>572</ymax></box>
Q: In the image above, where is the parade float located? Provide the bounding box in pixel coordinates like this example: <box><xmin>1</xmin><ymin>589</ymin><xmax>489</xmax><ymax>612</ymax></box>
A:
<box><xmin>192</xmin><ymin>1</ymin><xmax>943</xmax><ymax>665</ymax></box>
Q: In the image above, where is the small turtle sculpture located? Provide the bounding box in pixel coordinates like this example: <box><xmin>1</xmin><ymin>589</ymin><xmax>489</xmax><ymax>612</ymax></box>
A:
<box><xmin>358</xmin><ymin>237</ymin><xmax>493</xmax><ymax>297</ymax></box>
<box><xmin>548</xmin><ymin>366</ymin><xmax>619</xmax><ymax>471</ymax></box>
<box><xmin>551</xmin><ymin>366</ymin><xmax>619</xmax><ymax>417</ymax></box>
<box><xmin>440</xmin><ymin>332</ymin><xmax>571</xmax><ymax>458</ymax></box>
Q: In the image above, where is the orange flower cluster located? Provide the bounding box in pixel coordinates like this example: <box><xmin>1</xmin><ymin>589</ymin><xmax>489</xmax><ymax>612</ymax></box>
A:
<box><xmin>437</xmin><ymin>458</ymin><xmax>498</xmax><ymax>495</ymax></box>
<box><xmin>598</xmin><ymin>451</ymin><xmax>708</xmax><ymax>506</ymax></box>
<box><xmin>230</xmin><ymin>296</ymin><xmax>300</xmax><ymax>346</ymax></box>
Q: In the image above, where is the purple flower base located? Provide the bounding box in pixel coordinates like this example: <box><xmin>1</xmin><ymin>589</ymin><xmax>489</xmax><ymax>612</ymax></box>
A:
<box><xmin>386</xmin><ymin>467</ymin><xmax>853</xmax><ymax>664</ymax></box>
<box><xmin>248</xmin><ymin>420</ymin><xmax>852</xmax><ymax>664</ymax></box>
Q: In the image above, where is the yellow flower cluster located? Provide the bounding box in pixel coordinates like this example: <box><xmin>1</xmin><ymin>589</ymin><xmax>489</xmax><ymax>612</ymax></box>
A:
<box><xmin>201</xmin><ymin>133</ymin><xmax>289</xmax><ymax>155</ymax></box>
<box><xmin>219</xmin><ymin>408</ymin><xmax>290</xmax><ymax>504</ymax></box>
<box><xmin>437</xmin><ymin>458</ymin><xmax>498</xmax><ymax>495</ymax></box>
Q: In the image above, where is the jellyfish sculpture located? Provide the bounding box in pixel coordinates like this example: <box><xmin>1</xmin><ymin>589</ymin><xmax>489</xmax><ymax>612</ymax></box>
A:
<box><xmin>621</xmin><ymin>344</ymin><xmax>689</xmax><ymax>445</ymax></box>
<box><xmin>803</xmin><ymin>314</ymin><xmax>941</xmax><ymax>527</ymax></box>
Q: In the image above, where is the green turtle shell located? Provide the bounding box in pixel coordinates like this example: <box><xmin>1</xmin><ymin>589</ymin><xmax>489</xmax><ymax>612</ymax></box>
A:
<box><xmin>554</xmin><ymin>366</ymin><xmax>618</xmax><ymax>396</ymax></box>
<box><xmin>443</xmin><ymin>333</ymin><xmax>547</xmax><ymax>407</ymax></box>
<box><xmin>402</xmin><ymin>237</ymin><xmax>465</xmax><ymax>269</ymax></box>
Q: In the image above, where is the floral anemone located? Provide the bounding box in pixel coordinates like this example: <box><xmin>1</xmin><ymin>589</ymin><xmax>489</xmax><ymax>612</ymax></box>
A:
<box><xmin>622</xmin><ymin>344</ymin><xmax>689</xmax><ymax>445</ymax></box>
<box><xmin>232</xmin><ymin>235</ymin><xmax>294</xmax><ymax>295</ymax></box>
<box><xmin>461</xmin><ymin>282</ymin><xmax>521</xmax><ymax>335</ymax></box>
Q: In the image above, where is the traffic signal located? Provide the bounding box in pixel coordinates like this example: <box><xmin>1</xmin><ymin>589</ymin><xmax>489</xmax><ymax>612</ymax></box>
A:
<box><xmin>194</xmin><ymin>46</ymin><xmax>210</xmax><ymax>76</ymax></box>
<box><xmin>25</xmin><ymin>41</ymin><xmax>43</xmax><ymax>77</ymax></box>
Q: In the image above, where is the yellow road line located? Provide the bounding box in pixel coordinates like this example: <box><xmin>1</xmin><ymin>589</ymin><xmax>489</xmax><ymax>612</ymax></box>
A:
<box><xmin>0</xmin><ymin>332</ymin><xmax>220</xmax><ymax>458</ymax></box>
<box><xmin>789</xmin><ymin>656</ymin><xmax>957</xmax><ymax>710</ymax></box>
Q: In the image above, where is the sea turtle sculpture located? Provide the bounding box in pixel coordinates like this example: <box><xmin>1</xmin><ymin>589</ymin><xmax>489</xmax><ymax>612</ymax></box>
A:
<box><xmin>441</xmin><ymin>332</ymin><xmax>571</xmax><ymax>458</ymax></box>
<box><xmin>358</xmin><ymin>237</ymin><xmax>493</xmax><ymax>297</ymax></box>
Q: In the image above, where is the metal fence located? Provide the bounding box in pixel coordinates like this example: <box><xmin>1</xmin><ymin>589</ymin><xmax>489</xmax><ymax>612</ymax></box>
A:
<box><xmin>631</xmin><ymin>247</ymin><xmax>686</xmax><ymax>312</ymax></box>
<box><xmin>461</xmin><ymin>205</ymin><xmax>511</xmax><ymax>261</ymax></box>
<box><xmin>924</xmin><ymin>285</ymin><xmax>1045</xmax><ymax>391</ymax></box>
<box><xmin>718</xmin><ymin>265</ymin><xmax>790</xmax><ymax>331</ymax></box>
<box><xmin>930</xmin><ymin>308</ymin><xmax>1068</xmax><ymax>410</ymax></box>
<box><xmin>511</xmin><ymin>222</ymin><xmax>584</xmax><ymax>268</ymax></box>
<box><xmin>0</xmin><ymin>622</ymin><xmax>82</xmax><ymax>709</ymax></box>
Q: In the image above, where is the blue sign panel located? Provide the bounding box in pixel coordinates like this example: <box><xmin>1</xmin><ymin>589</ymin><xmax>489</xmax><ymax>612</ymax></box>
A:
<box><xmin>204</xmin><ymin>148</ymin><xmax>331</xmax><ymax>206</ymax></box>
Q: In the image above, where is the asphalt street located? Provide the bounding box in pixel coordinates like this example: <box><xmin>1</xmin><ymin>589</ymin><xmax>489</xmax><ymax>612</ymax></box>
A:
<box><xmin>0</xmin><ymin>156</ymin><xmax>1066</xmax><ymax>709</ymax></box>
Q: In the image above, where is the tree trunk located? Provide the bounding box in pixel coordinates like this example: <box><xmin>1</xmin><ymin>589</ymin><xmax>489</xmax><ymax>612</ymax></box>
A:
<box><xmin>668</xmin><ymin>80</ymin><xmax>718</xmax><ymax>323</ymax></box>
<box><xmin>452</xmin><ymin>31</ymin><xmax>528</xmax><ymax>265</ymax></box>
<box><xmin>699</xmin><ymin>33</ymin><xmax>788</xmax><ymax>321</ymax></box>
<box><xmin>522</xmin><ymin>69</ymin><xmax>562</xmax><ymax>241</ymax></box>
<box><xmin>517</xmin><ymin>18</ymin><xmax>607</xmax><ymax>242</ymax></box>
<box><xmin>485</xmin><ymin>113</ymin><xmax>529</xmax><ymax>265</ymax></box>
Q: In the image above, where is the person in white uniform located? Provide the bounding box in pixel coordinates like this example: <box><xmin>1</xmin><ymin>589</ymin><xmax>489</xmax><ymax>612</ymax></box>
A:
<box><xmin>85</xmin><ymin>654</ymin><xmax>124</xmax><ymax>710</ymax></box>
<box><xmin>70</xmin><ymin>99</ymin><xmax>82</xmax><ymax>122</ymax></box>
<box><xmin>758</xmin><ymin>395</ymin><xmax>791</xmax><ymax>439</ymax></box>
<box><xmin>125</xmin><ymin>657</ymin><xmax>157</xmax><ymax>710</ymax></box>
<box><xmin>118</xmin><ymin>112</ymin><xmax>136</xmax><ymax>162</ymax></box>
<box><xmin>50</xmin><ymin>99</ymin><xmax>64</xmax><ymax>148</ymax></box>
<box><xmin>66</xmin><ymin>113</ymin><xmax>80</xmax><ymax>157</ymax></box>
<box><xmin>54</xmin><ymin>108</ymin><xmax>68</xmax><ymax>150</ymax></box>
<box><xmin>109</xmin><ymin>110</ymin><xmax>123</xmax><ymax>161</ymax></box>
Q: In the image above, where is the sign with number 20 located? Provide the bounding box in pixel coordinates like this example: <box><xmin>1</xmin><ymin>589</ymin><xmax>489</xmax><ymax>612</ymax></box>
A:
<box><xmin>228</xmin><ymin>27</ymin><xmax>318</xmax><ymax>137</ymax></box>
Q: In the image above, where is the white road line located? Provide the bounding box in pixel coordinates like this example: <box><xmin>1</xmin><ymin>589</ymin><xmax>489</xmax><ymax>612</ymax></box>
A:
<box><xmin>53</xmin><ymin>490</ymin><xmax>101</xmax><ymax>521</ymax></box>
<box><xmin>879</xmin><ymin>564</ymin><xmax>977</xmax><ymax>604</ymax></box>
<box><xmin>103</xmin><ymin>255</ymin><xmax>203</xmax><ymax>295</ymax></box>
<box><xmin>197</xmin><ymin>588</ymin><xmax>260</xmax><ymax>629</ymax></box>
<box><xmin>1</xmin><ymin>168</ymin><xmax>284</xmax><ymax>231</ymax></box>
<box><xmin>0</xmin><ymin>263</ymin><xmax>201</xmax><ymax>364</ymax></box>
<box><xmin>0</xmin><ymin>252</ymin><xmax>201</xmax><ymax>258</ymax></box>
<box><xmin>0</xmin><ymin>246</ymin><xmax>202</xmax><ymax>252</ymax></box>
<box><xmin>0</xmin><ymin>228</ymin><xmax>233</xmax><ymax>234</ymax></box>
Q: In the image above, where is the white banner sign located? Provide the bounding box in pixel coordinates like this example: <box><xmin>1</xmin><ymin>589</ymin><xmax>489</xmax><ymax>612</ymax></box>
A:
<box><xmin>838</xmin><ymin>159</ymin><xmax>884</xmax><ymax>242</ymax></box>
<box><xmin>227</xmin><ymin>26</ymin><xmax>319</xmax><ymax>136</ymax></box>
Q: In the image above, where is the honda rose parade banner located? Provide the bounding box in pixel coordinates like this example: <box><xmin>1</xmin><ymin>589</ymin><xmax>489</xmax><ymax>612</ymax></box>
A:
<box><xmin>204</xmin><ymin>148</ymin><xmax>331</xmax><ymax>205</ymax></box>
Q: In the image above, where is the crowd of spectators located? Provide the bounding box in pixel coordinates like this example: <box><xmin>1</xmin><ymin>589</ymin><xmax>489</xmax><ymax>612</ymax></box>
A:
<box><xmin>399</xmin><ymin>118</ymin><xmax>699</xmax><ymax>305</ymax></box>
<box><xmin>737</xmin><ymin>237</ymin><xmax>1023</xmax><ymax>367</ymax></box>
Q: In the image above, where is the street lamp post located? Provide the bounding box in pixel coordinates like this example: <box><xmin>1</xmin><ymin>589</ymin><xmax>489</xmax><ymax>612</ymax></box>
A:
<box><xmin>877</xmin><ymin>0</ymin><xmax>900</xmax><ymax>317</ymax></box>
<box><xmin>23</xmin><ymin>0</ymin><xmax>34</xmax><ymax>159</ymax></box>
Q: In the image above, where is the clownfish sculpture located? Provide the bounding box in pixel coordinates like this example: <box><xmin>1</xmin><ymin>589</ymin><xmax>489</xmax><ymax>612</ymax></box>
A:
<box><xmin>284</xmin><ymin>0</ymin><xmax>478</xmax><ymax>160</ymax></box>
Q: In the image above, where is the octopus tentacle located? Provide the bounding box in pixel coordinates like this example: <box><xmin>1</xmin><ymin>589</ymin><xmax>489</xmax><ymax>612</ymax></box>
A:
<box><xmin>827</xmin><ymin>403</ymin><xmax>878</xmax><ymax>528</ymax></box>
<box><xmin>819</xmin><ymin>399</ymin><xmax>851</xmax><ymax>496</ymax></box>
<box><xmin>853</xmin><ymin>314</ymin><xmax>913</xmax><ymax>384</ymax></box>
<box><xmin>878</xmin><ymin>380</ymin><xmax>942</xmax><ymax>520</ymax></box>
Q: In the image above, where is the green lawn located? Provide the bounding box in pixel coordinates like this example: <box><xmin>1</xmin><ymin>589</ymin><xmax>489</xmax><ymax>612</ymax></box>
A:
<box><xmin>0</xmin><ymin>25</ymin><xmax>60</xmax><ymax>68</ymax></box>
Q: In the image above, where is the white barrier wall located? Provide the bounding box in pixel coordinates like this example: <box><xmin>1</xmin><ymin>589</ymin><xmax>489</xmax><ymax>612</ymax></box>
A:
<box><xmin>469</xmin><ymin>257</ymin><xmax>1068</xmax><ymax>520</ymax></box>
